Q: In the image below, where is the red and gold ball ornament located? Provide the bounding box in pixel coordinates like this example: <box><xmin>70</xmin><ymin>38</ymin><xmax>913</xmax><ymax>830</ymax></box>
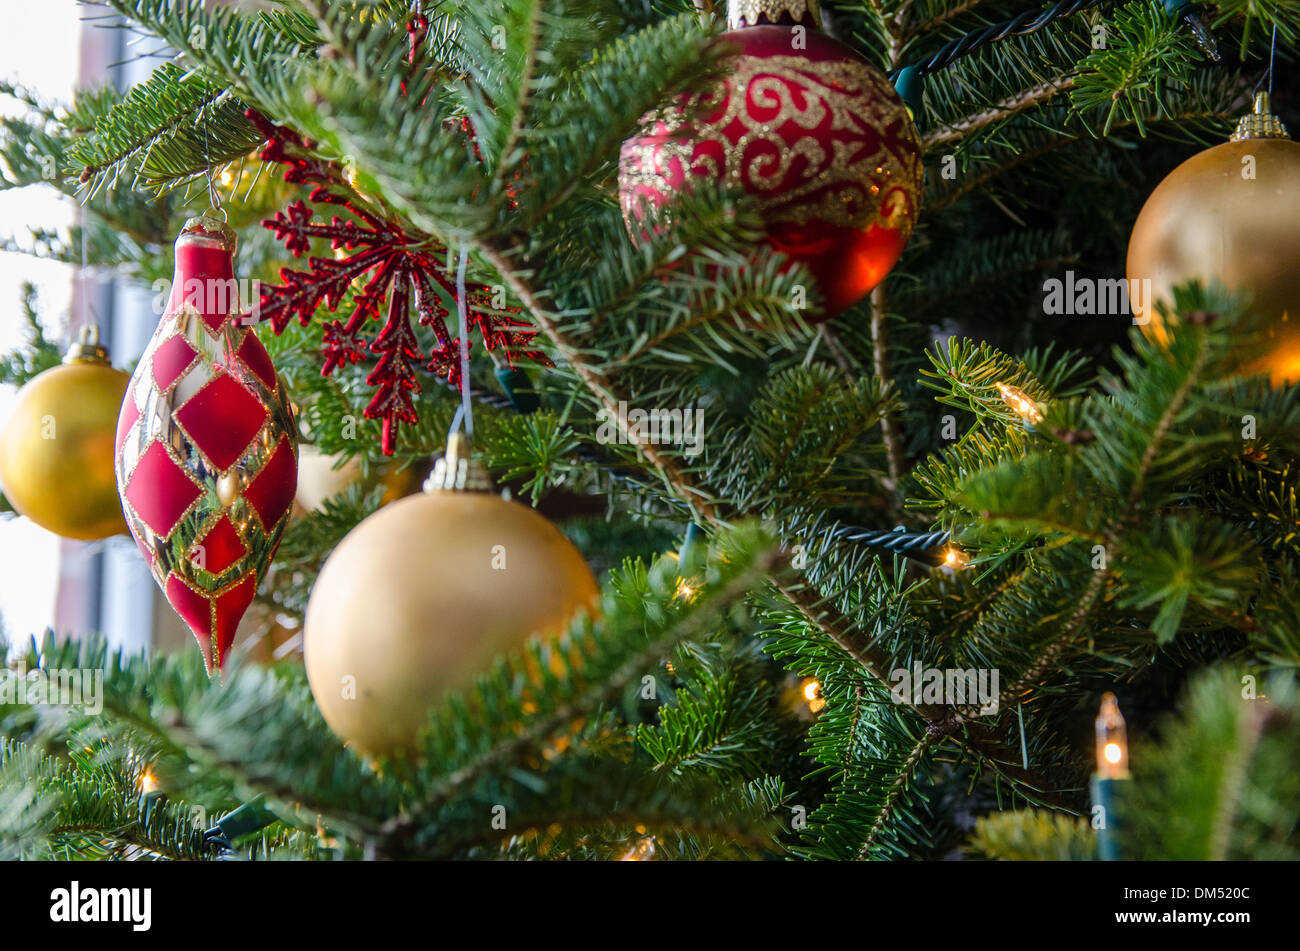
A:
<box><xmin>304</xmin><ymin>434</ymin><xmax>600</xmax><ymax>758</ymax></box>
<box><xmin>1128</xmin><ymin>92</ymin><xmax>1300</xmax><ymax>385</ymax></box>
<box><xmin>0</xmin><ymin>326</ymin><xmax>130</xmax><ymax>540</ymax></box>
<box><xmin>114</xmin><ymin>214</ymin><xmax>298</xmax><ymax>675</ymax></box>
<box><xmin>619</xmin><ymin>0</ymin><xmax>923</xmax><ymax>318</ymax></box>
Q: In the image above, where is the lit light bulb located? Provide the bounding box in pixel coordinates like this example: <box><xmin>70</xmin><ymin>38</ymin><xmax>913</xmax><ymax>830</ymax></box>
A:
<box><xmin>800</xmin><ymin>677</ymin><xmax>825</xmax><ymax>714</ymax></box>
<box><xmin>1095</xmin><ymin>692</ymin><xmax>1129</xmax><ymax>779</ymax></box>
<box><xmin>674</xmin><ymin>577</ymin><xmax>696</xmax><ymax>601</ymax></box>
<box><xmin>139</xmin><ymin>770</ymin><xmax>158</xmax><ymax>794</ymax></box>
<box><xmin>219</xmin><ymin>169</ymin><xmax>234</xmax><ymax>187</ymax></box>
<box><xmin>995</xmin><ymin>382</ymin><xmax>1043</xmax><ymax>424</ymax></box>
<box><xmin>619</xmin><ymin>836</ymin><xmax>656</xmax><ymax>860</ymax></box>
<box><xmin>941</xmin><ymin>546</ymin><xmax>969</xmax><ymax>572</ymax></box>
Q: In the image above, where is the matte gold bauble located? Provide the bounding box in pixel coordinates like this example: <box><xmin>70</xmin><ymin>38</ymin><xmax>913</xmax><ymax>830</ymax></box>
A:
<box><xmin>1127</xmin><ymin>93</ymin><xmax>1300</xmax><ymax>385</ymax></box>
<box><xmin>0</xmin><ymin>328</ymin><xmax>129</xmax><ymax>540</ymax></box>
<box><xmin>295</xmin><ymin>445</ymin><xmax>421</xmax><ymax>513</ymax></box>
<box><xmin>303</xmin><ymin>436</ymin><xmax>599</xmax><ymax>757</ymax></box>
<box><xmin>295</xmin><ymin>445</ymin><xmax>362</xmax><ymax>512</ymax></box>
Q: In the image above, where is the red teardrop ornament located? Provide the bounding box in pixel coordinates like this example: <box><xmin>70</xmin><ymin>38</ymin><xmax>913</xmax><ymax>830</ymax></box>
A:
<box><xmin>114</xmin><ymin>215</ymin><xmax>298</xmax><ymax>675</ymax></box>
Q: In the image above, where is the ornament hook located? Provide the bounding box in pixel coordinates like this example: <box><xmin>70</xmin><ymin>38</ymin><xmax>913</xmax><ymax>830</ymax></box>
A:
<box><xmin>201</xmin><ymin>74</ymin><xmax>225</xmax><ymax>222</ymax></box>
<box><xmin>424</xmin><ymin>430</ymin><xmax>493</xmax><ymax>493</ymax></box>
<box><xmin>448</xmin><ymin>246</ymin><xmax>474</xmax><ymax>440</ymax></box>
<box><xmin>73</xmin><ymin>202</ymin><xmax>104</xmax><ymax>353</ymax></box>
<box><xmin>64</xmin><ymin>322</ymin><xmax>110</xmax><ymax>365</ymax></box>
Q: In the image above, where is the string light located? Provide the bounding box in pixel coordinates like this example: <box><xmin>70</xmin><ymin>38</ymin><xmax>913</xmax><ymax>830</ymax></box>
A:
<box><xmin>619</xmin><ymin>835</ymin><xmax>656</xmax><ymax>861</ymax></box>
<box><xmin>139</xmin><ymin>770</ymin><xmax>158</xmax><ymax>794</ymax></box>
<box><xmin>995</xmin><ymin>381</ymin><xmax>1043</xmax><ymax>424</ymax></box>
<box><xmin>674</xmin><ymin>577</ymin><xmax>697</xmax><ymax>601</ymax></box>
<box><xmin>1095</xmin><ymin>692</ymin><xmax>1129</xmax><ymax>779</ymax></box>
<box><xmin>939</xmin><ymin>545</ymin><xmax>970</xmax><ymax>577</ymax></box>
<box><xmin>941</xmin><ymin>545</ymin><xmax>969</xmax><ymax>570</ymax></box>
<box><xmin>1092</xmin><ymin>692</ymin><xmax>1131</xmax><ymax>861</ymax></box>
<box><xmin>800</xmin><ymin>677</ymin><xmax>825</xmax><ymax>714</ymax></box>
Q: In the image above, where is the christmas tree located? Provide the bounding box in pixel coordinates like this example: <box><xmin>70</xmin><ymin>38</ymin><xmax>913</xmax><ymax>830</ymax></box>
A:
<box><xmin>0</xmin><ymin>0</ymin><xmax>1297</xmax><ymax>867</ymax></box>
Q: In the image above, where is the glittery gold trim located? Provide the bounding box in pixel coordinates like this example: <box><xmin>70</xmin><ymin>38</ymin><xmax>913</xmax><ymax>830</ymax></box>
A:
<box><xmin>146</xmin><ymin>330</ymin><xmax>202</xmax><ymax>399</ymax></box>
<box><xmin>727</xmin><ymin>0</ymin><xmax>819</xmax><ymax>29</ymax></box>
<box><xmin>1231</xmin><ymin>92</ymin><xmax>1291</xmax><ymax>141</ymax></box>
<box><xmin>180</xmin><ymin>214</ymin><xmax>238</xmax><ymax>253</ymax></box>
<box><xmin>116</xmin><ymin>438</ymin><xmax>208</xmax><ymax>545</ymax></box>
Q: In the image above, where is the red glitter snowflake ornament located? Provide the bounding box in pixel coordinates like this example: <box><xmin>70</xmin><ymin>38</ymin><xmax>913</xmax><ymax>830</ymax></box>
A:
<box><xmin>249</xmin><ymin>111</ymin><xmax>550</xmax><ymax>454</ymax></box>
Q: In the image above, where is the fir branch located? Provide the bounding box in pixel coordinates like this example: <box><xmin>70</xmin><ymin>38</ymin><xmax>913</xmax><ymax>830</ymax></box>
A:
<box><xmin>403</xmin><ymin>538</ymin><xmax>786</xmax><ymax>811</ymax></box>
<box><xmin>922</xmin><ymin>80</ymin><xmax>1236</xmax><ymax>214</ymax></box>
<box><xmin>924</xmin><ymin>77</ymin><xmax>1076</xmax><ymax>149</ymax></box>
<box><xmin>902</xmin><ymin>0</ymin><xmax>996</xmax><ymax>40</ymax></box>
<box><xmin>478</xmin><ymin>239</ymin><xmax>726</xmax><ymax>522</ymax></box>
<box><xmin>497</xmin><ymin>12</ymin><xmax>725</xmax><ymax>233</ymax></box>
<box><xmin>1123</xmin><ymin>667</ymin><xmax>1300</xmax><ymax>860</ymax></box>
<box><xmin>98</xmin><ymin>0</ymin><xmax>321</xmax><ymax>120</ymax></box>
<box><xmin>1000</xmin><ymin>287</ymin><xmax>1249</xmax><ymax>703</ymax></box>
<box><xmin>492</xmin><ymin>0</ymin><xmax>545</xmax><ymax>187</ymax></box>
<box><xmin>0</xmin><ymin>284</ymin><xmax>62</xmax><ymax>386</ymax></box>
<box><xmin>1212</xmin><ymin>0</ymin><xmax>1300</xmax><ymax>47</ymax></box>
<box><xmin>968</xmin><ymin>808</ymin><xmax>1096</xmax><ymax>859</ymax></box>
<box><xmin>67</xmin><ymin>63</ymin><xmax>262</xmax><ymax>197</ymax></box>
<box><xmin>1069</xmin><ymin>1</ymin><xmax>1204</xmax><ymax>136</ymax></box>
<box><xmin>856</xmin><ymin>730</ymin><xmax>938</xmax><ymax>858</ymax></box>
<box><xmin>771</xmin><ymin>577</ymin><xmax>1069</xmax><ymax>808</ymax></box>
<box><xmin>871</xmin><ymin>285</ymin><xmax>907</xmax><ymax>489</ymax></box>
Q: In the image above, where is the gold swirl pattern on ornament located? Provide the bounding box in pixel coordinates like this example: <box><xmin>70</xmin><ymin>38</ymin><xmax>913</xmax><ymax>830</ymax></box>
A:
<box><xmin>711</xmin><ymin>54</ymin><xmax>921</xmax><ymax>230</ymax></box>
<box><xmin>727</xmin><ymin>0</ymin><xmax>819</xmax><ymax>29</ymax></box>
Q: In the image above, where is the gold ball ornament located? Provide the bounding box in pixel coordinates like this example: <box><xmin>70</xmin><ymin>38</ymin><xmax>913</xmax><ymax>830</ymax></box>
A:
<box><xmin>1128</xmin><ymin>93</ymin><xmax>1300</xmax><ymax>385</ymax></box>
<box><xmin>295</xmin><ymin>444</ymin><xmax>421</xmax><ymax>513</ymax></box>
<box><xmin>295</xmin><ymin>445</ymin><xmax>363</xmax><ymax>512</ymax></box>
<box><xmin>304</xmin><ymin>434</ymin><xmax>600</xmax><ymax>757</ymax></box>
<box><xmin>0</xmin><ymin>327</ymin><xmax>130</xmax><ymax>540</ymax></box>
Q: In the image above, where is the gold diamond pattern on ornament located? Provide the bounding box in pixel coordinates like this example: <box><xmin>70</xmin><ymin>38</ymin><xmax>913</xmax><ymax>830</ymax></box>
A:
<box><xmin>117</xmin><ymin>307</ymin><xmax>297</xmax><ymax>636</ymax></box>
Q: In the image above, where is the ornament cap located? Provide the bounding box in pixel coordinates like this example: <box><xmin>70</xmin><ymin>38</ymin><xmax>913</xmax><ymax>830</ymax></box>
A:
<box><xmin>63</xmin><ymin>323</ymin><xmax>110</xmax><ymax>365</ymax></box>
<box><xmin>1231</xmin><ymin>92</ymin><xmax>1290</xmax><ymax>142</ymax></box>
<box><xmin>726</xmin><ymin>0</ymin><xmax>820</xmax><ymax>29</ymax></box>
<box><xmin>424</xmin><ymin>432</ymin><xmax>493</xmax><ymax>493</ymax></box>
<box><xmin>179</xmin><ymin>211</ymin><xmax>238</xmax><ymax>253</ymax></box>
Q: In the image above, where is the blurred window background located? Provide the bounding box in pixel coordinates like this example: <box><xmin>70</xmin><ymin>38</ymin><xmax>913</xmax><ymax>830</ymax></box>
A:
<box><xmin>1</xmin><ymin>4</ymin><xmax>181</xmax><ymax>654</ymax></box>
